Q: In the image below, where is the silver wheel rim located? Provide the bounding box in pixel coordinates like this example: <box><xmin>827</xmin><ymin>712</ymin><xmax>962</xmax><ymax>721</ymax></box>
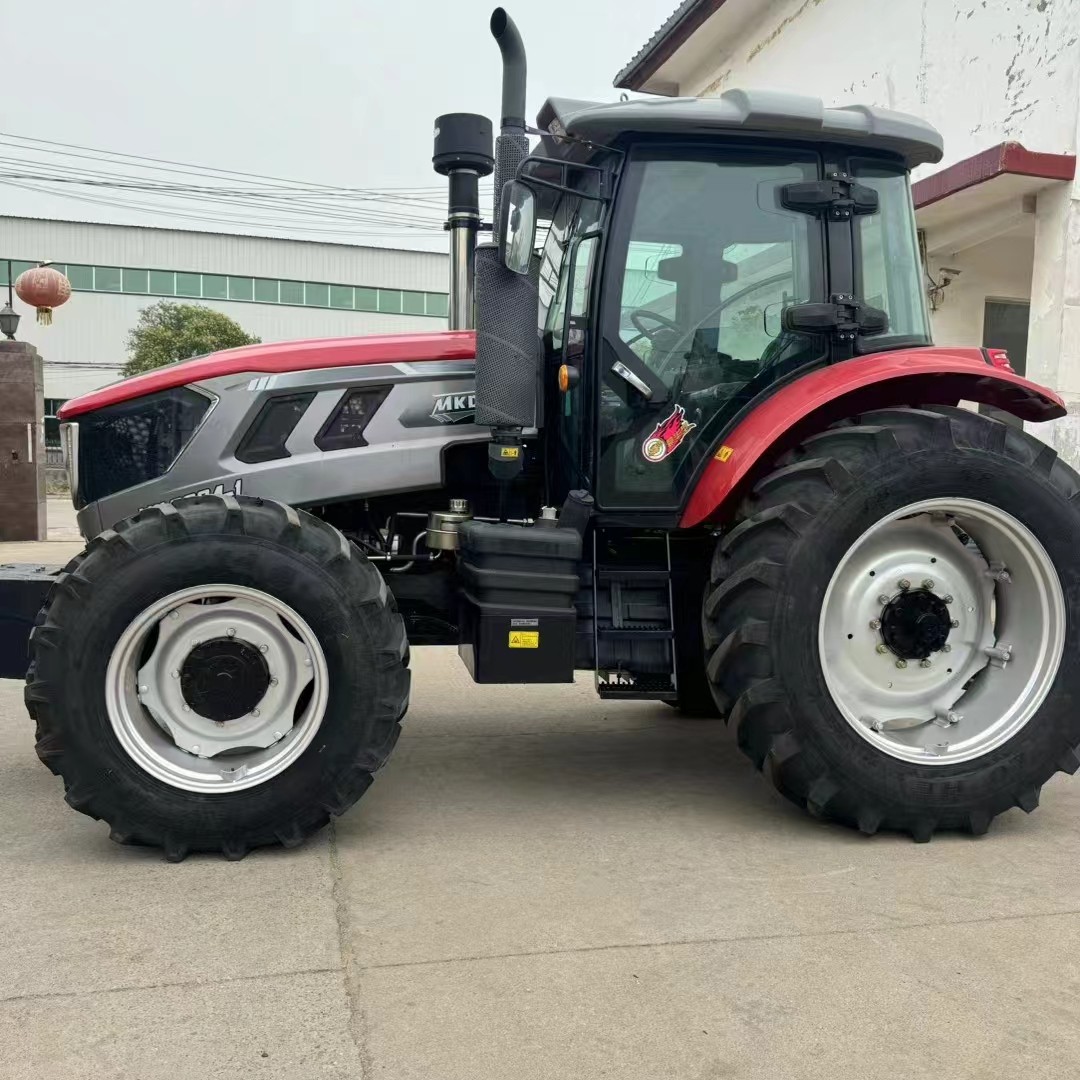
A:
<box><xmin>818</xmin><ymin>498</ymin><xmax>1065</xmax><ymax>765</ymax></box>
<box><xmin>106</xmin><ymin>584</ymin><xmax>329</xmax><ymax>793</ymax></box>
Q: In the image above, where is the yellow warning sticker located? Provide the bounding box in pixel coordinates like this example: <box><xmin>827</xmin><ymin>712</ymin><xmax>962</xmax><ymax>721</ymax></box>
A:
<box><xmin>715</xmin><ymin>445</ymin><xmax>735</xmax><ymax>462</ymax></box>
<box><xmin>499</xmin><ymin>446</ymin><xmax>521</xmax><ymax>459</ymax></box>
<box><xmin>508</xmin><ymin>630</ymin><xmax>539</xmax><ymax>649</ymax></box>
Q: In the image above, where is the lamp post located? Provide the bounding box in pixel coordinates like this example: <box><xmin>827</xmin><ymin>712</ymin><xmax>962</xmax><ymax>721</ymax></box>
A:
<box><xmin>0</xmin><ymin>259</ymin><xmax>20</xmax><ymax>340</ymax></box>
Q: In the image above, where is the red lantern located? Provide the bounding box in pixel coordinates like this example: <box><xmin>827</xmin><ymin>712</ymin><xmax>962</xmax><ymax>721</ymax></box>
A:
<box><xmin>15</xmin><ymin>264</ymin><xmax>72</xmax><ymax>325</ymax></box>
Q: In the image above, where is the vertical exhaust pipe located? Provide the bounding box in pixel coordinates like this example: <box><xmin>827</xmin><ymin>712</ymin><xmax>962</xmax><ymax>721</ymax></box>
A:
<box><xmin>433</xmin><ymin>114</ymin><xmax>493</xmax><ymax>330</ymax></box>
<box><xmin>489</xmin><ymin>7</ymin><xmax>528</xmax><ymax>242</ymax></box>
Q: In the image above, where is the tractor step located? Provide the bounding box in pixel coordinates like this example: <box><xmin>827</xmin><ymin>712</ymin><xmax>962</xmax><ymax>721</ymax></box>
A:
<box><xmin>591</xmin><ymin>530</ymin><xmax>677</xmax><ymax>701</ymax></box>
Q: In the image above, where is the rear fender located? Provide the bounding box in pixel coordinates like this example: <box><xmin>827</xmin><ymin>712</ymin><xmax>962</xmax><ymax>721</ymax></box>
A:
<box><xmin>680</xmin><ymin>346</ymin><xmax>1065</xmax><ymax>529</ymax></box>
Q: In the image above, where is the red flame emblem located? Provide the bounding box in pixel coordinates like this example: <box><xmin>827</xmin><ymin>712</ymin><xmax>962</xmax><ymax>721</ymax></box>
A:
<box><xmin>641</xmin><ymin>405</ymin><xmax>696</xmax><ymax>462</ymax></box>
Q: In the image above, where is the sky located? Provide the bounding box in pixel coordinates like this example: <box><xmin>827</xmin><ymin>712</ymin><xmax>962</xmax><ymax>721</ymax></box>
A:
<box><xmin>1</xmin><ymin>0</ymin><xmax>677</xmax><ymax>251</ymax></box>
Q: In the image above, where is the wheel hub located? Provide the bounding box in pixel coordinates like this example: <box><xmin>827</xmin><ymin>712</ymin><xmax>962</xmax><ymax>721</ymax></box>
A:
<box><xmin>180</xmin><ymin>638</ymin><xmax>270</xmax><ymax>722</ymax></box>
<box><xmin>879</xmin><ymin>589</ymin><xmax>951</xmax><ymax>660</ymax></box>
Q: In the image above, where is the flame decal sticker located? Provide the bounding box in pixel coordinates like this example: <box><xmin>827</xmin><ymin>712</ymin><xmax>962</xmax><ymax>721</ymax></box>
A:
<box><xmin>641</xmin><ymin>405</ymin><xmax>696</xmax><ymax>462</ymax></box>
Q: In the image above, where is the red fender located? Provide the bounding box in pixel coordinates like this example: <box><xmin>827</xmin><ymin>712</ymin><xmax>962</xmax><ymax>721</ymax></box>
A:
<box><xmin>680</xmin><ymin>346</ymin><xmax>1065</xmax><ymax>528</ymax></box>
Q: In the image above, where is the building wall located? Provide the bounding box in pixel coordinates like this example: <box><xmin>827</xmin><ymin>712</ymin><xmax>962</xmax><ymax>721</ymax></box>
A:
<box><xmin>1</xmin><ymin>217</ymin><xmax>449</xmax><ymax>400</ymax></box>
<box><xmin>676</xmin><ymin>0</ymin><xmax>1080</xmax><ymax>176</ymax></box>
<box><xmin>926</xmin><ymin>230</ymin><xmax>1034</xmax><ymax>349</ymax></box>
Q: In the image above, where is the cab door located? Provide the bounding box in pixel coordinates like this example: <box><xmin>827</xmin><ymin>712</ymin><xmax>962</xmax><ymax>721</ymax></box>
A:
<box><xmin>594</xmin><ymin>146</ymin><xmax>827</xmax><ymax>511</ymax></box>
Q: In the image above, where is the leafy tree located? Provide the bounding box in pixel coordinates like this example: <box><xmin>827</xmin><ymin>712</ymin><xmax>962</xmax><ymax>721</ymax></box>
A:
<box><xmin>122</xmin><ymin>301</ymin><xmax>260</xmax><ymax>377</ymax></box>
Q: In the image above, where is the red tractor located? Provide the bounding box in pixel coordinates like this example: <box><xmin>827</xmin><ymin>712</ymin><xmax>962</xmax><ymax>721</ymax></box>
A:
<box><xmin>26</xmin><ymin>10</ymin><xmax>1080</xmax><ymax>858</ymax></box>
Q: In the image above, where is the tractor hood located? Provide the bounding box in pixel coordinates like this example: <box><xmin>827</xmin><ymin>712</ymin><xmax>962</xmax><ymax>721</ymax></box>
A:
<box><xmin>59</xmin><ymin>330</ymin><xmax>477</xmax><ymax>420</ymax></box>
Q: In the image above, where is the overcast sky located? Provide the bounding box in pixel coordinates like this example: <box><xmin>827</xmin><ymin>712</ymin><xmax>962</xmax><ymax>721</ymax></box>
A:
<box><xmin>2</xmin><ymin>0</ymin><xmax>675</xmax><ymax>250</ymax></box>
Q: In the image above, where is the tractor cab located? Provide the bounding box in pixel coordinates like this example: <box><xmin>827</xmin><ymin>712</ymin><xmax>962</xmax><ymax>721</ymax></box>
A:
<box><xmin>482</xmin><ymin>92</ymin><xmax>941</xmax><ymax>514</ymax></box>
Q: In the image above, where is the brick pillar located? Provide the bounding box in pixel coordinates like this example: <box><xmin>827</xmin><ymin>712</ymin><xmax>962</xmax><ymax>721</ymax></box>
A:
<box><xmin>0</xmin><ymin>340</ymin><xmax>46</xmax><ymax>541</ymax></box>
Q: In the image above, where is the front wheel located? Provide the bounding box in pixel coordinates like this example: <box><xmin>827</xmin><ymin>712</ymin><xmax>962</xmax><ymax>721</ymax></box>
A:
<box><xmin>26</xmin><ymin>495</ymin><xmax>410</xmax><ymax>860</ymax></box>
<box><xmin>704</xmin><ymin>406</ymin><xmax>1080</xmax><ymax>840</ymax></box>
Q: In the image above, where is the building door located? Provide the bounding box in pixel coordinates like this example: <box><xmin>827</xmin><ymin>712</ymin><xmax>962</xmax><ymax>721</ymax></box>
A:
<box><xmin>981</xmin><ymin>298</ymin><xmax>1029</xmax><ymax>428</ymax></box>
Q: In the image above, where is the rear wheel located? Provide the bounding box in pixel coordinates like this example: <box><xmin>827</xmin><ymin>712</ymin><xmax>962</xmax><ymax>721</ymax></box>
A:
<box><xmin>703</xmin><ymin>407</ymin><xmax>1080</xmax><ymax>839</ymax></box>
<box><xmin>26</xmin><ymin>495</ymin><xmax>409</xmax><ymax>860</ymax></box>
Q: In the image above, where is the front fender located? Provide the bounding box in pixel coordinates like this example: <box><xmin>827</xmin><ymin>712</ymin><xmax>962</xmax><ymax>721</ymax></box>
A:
<box><xmin>681</xmin><ymin>346</ymin><xmax>1065</xmax><ymax>528</ymax></box>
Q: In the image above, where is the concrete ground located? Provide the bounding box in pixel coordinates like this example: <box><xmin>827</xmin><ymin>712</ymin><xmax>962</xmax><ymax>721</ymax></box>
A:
<box><xmin>2</xmin><ymin>646</ymin><xmax>1080</xmax><ymax>1080</ymax></box>
<box><xmin>2</xmin><ymin>499</ymin><xmax>1080</xmax><ymax>1077</ymax></box>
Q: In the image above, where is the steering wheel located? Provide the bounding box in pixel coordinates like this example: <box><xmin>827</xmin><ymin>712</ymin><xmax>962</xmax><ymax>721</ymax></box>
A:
<box><xmin>630</xmin><ymin>308</ymin><xmax>682</xmax><ymax>343</ymax></box>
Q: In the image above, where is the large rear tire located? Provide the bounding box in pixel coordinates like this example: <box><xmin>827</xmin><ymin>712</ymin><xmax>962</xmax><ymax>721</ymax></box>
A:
<box><xmin>703</xmin><ymin>407</ymin><xmax>1080</xmax><ymax>840</ymax></box>
<box><xmin>26</xmin><ymin>495</ymin><xmax>409</xmax><ymax>860</ymax></box>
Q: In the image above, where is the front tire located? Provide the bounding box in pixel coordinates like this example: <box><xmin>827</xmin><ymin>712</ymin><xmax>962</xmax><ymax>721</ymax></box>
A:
<box><xmin>703</xmin><ymin>407</ymin><xmax>1080</xmax><ymax>840</ymax></box>
<box><xmin>26</xmin><ymin>495</ymin><xmax>410</xmax><ymax>860</ymax></box>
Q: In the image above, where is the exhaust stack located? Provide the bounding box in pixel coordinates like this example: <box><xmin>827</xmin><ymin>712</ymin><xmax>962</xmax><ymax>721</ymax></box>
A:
<box><xmin>489</xmin><ymin>7</ymin><xmax>529</xmax><ymax>242</ymax></box>
<box><xmin>433</xmin><ymin>114</ymin><xmax>493</xmax><ymax>330</ymax></box>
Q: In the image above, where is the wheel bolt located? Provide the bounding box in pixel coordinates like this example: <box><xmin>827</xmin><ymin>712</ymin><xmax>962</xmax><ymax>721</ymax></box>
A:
<box><xmin>922</xmin><ymin>579</ymin><xmax>935</xmax><ymax>590</ymax></box>
<box><xmin>942</xmin><ymin>644</ymin><xmax>952</xmax><ymax>653</ymax></box>
<box><xmin>876</xmin><ymin>643</ymin><xmax>889</xmax><ymax>654</ymax></box>
<box><xmin>898</xmin><ymin>579</ymin><xmax>910</xmax><ymax>590</ymax></box>
<box><xmin>170</xmin><ymin>670</ymin><xmax>179</xmax><ymax>679</ymax></box>
<box><xmin>191</xmin><ymin>639</ymin><xmax>200</xmax><ymax>648</ymax></box>
<box><xmin>192</xmin><ymin>744</ymin><xmax>200</xmax><ymax>754</ymax></box>
<box><xmin>252</xmin><ymin>708</ymin><xmax>260</xmax><ymax>717</ymax></box>
<box><xmin>896</xmin><ymin>659</ymin><xmax>908</xmax><ymax>669</ymax></box>
<box><xmin>304</xmin><ymin>656</ymin><xmax>312</xmax><ymax>666</ymax></box>
<box><xmin>951</xmin><ymin>619</ymin><xmax>959</xmax><ymax>628</ymax></box>
<box><xmin>169</xmin><ymin>611</ymin><xmax>179</xmax><ymax>621</ymax></box>
<box><xmin>869</xmin><ymin>619</ymin><xmax>881</xmax><ymax>630</ymax></box>
<box><xmin>227</xmin><ymin>627</ymin><xmax>236</xmax><ymax>637</ymax></box>
<box><xmin>920</xmin><ymin>659</ymin><xmax>932</xmax><ymax>668</ymax></box>
<box><xmin>878</xmin><ymin>594</ymin><xmax>891</xmax><ymax>606</ymax></box>
<box><xmin>259</xmin><ymin>644</ymin><xmax>268</xmax><ymax>653</ymax></box>
<box><xmin>138</xmin><ymin>684</ymin><xmax>148</xmax><ymax>693</ymax></box>
<box><xmin>943</xmin><ymin>595</ymin><xmax>954</xmax><ymax>604</ymax></box>
<box><xmin>273</xmin><ymin>730</ymin><xmax>282</xmax><ymax>740</ymax></box>
<box><xmin>270</xmin><ymin>676</ymin><xmax>279</xmax><ymax>686</ymax></box>
<box><xmin>182</xmin><ymin>704</ymin><xmax>191</xmax><ymax>712</ymax></box>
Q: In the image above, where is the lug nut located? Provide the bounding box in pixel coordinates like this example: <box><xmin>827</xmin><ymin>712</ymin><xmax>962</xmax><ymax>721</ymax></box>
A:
<box><xmin>252</xmin><ymin>708</ymin><xmax>260</xmax><ymax>717</ymax></box>
<box><xmin>170</xmin><ymin>670</ymin><xmax>179</xmax><ymax>679</ymax></box>
<box><xmin>920</xmin><ymin>659</ymin><xmax>932</xmax><ymax>668</ymax></box>
<box><xmin>896</xmin><ymin>659</ymin><xmax>908</xmax><ymax>669</ymax></box>
<box><xmin>876</xmin><ymin>643</ymin><xmax>889</xmax><ymax>654</ymax></box>
<box><xmin>270</xmin><ymin>677</ymin><xmax>278</xmax><ymax>686</ymax></box>
<box><xmin>942</xmin><ymin>644</ymin><xmax>952</xmax><ymax>653</ymax></box>
<box><xmin>273</xmin><ymin>730</ymin><xmax>282</xmax><ymax>740</ymax></box>
<box><xmin>943</xmin><ymin>595</ymin><xmax>954</xmax><ymax>604</ymax></box>
<box><xmin>227</xmin><ymin>627</ymin><xmax>236</xmax><ymax>637</ymax></box>
<box><xmin>169</xmin><ymin>611</ymin><xmax>180</xmax><ymax>620</ymax></box>
<box><xmin>303</xmin><ymin>656</ymin><xmax>312</xmax><ymax>666</ymax></box>
<box><xmin>138</xmin><ymin>684</ymin><xmax>148</xmax><ymax>693</ymax></box>
<box><xmin>869</xmin><ymin>619</ymin><xmax>881</xmax><ymax>630</ymax></box>
<box><xmin>898</xmin><ymin>579</ymin><xmax>911</xmax><ymax>590</ymax></box>
<box><xmin>192</xmin><ymin>744</ymin><xmax>200</xmax><ymax>754</ymax></box>
<box><xmin>951</xmin><ymin>619</ymin><xmax>959</xmax><ymax>628</ymax></box>
<box><xmin>922</xmin><ymin>579</ymin><xmax>935</xmax><ymax>590</ymax></box>
<box><xmin>259</xmin><ymin>644</ymin><xmax>269</xmax><ymax>653</ymax></box>
<box><xmin>878</xmin><ymin>594</ymin><xmax>892</xmax><ymax>606</ymax></box>
<box><xmin>182</xmin><ymin>704</ymin><xmax>191</xmax><ymax>712</ymax></box>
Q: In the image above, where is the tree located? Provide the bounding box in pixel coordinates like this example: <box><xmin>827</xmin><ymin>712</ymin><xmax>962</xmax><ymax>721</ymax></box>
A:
<box><xmin>122</xmin><ymin>301</ymin><xmax>260</xmax><ymax>377</ymax></box>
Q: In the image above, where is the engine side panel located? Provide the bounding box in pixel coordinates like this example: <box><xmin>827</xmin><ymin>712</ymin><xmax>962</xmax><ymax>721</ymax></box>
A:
<box><xmin>76</xmin><ymin>360</ymin><xmax>485</xmax><ymax>538</ymax></box>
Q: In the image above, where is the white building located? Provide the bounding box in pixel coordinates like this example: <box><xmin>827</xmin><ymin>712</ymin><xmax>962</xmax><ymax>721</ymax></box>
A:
<box><xmin>1</xmin><ymin>216</ymin><xmax>449</xmax><ymax>438</ymax></box>
<box><xmin>615</xmin><ymin>0</ymin><xmax>1080</xmax><ymax>460</ymax></box>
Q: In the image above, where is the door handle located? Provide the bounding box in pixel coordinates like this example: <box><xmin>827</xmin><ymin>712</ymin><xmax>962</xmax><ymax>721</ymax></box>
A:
<box><xmin>610</xmin><ymin>359</ymin><xmax>653</xmax><ymax>400</ymax></box>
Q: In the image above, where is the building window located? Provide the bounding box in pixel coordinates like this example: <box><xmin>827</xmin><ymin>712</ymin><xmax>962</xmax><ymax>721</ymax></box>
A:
<box><xmin>176</xmin><ymin>272</ymin><xmax>202</xmax><ymax>297</ymax></box>
<box><xmin>43</xmin><ymin>397</ymin><xmax>67</xmax><ymax>448</ymax></box>
<box><xmin>149</xmin><ymin>270</ymin><xmax>176</xmax><ymax>295</ymax></box>
<box><xmin>378</xmin><ymin>289</ymin><xmax>402</xmax><ymax>314</ymax></box>
<box><xmin>254</xmin><ymin>278</ymin><xmax>279</xmax><ymax>304</ymax></box>
<box><xmin>122</xmin><ymin>268</ymin><xmax>149</xmax><ymax>293</ymax></box>
<box><xmin>305</xmin><ymin>282</ymin><xmax>330</xmax><ymax>307</ymax></box>
<box><xmin>280</xmin><ymin>280</ymin><xmax>304</xmax><ymax>305</ymax></box>
<box><xmin>202</xmin><ymin>275</ymin><xmax>228</xmax><ymax>299</ymax></box>
<box><xmin>1</xmin><ymin>255</ymin><xmax>449</xmax><ymax>319</ymax></box>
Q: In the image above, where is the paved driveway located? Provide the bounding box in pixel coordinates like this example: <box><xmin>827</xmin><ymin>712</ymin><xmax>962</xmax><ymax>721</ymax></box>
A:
<box><xmin>2</xmin><ymin>648</ymin><xmax>1080</xmax><ymax>1079</ymax></box>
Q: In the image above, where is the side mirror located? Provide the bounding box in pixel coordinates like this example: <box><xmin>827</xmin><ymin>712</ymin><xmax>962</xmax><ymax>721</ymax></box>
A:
<box><xmin>499</xmin><ymin>180</ymin><xmax>536</xmax><ymax>275</ymax></box>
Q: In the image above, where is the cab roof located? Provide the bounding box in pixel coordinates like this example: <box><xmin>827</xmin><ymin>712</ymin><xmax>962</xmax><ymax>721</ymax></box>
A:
<box><xmin>535</xmin><ymin>89</ymin><xmax>944</xmax><ymax>169</ymax></box>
